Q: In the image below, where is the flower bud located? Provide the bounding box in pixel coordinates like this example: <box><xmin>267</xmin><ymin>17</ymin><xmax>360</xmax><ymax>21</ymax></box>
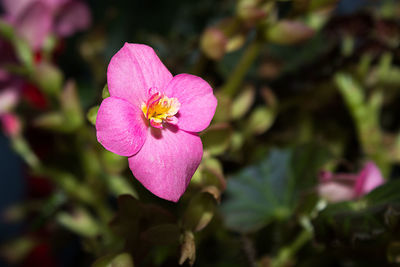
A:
<box><xmin>265</xmin><ymin>20</ymin><xmax>315</xmax><ymax>45</ymax></box>
<box><xmin>200</xmin><ymin>27</ymin><xmax>227</xmax><ymax>60</ymax></box>
<box><xmin>237</xmin><ymin>0</ymin><xmax>272</xmax><ymax>25</ymax></box>
<box><xmin>34</xmin><ymin>61</ymin><xmax>63</xmax><ymax>96</ymax></box>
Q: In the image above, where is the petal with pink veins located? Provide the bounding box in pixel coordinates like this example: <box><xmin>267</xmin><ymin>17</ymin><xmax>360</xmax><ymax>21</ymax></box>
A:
<box><xmin>107</xmin><ymin>43</ymin><xmax>173</xmax><ymax>108</ymax></box>
<box><xmin>96</xmin><ymin>97</ymin><xmax>147</xmax><ymax>157</ymax></box>
<box><xmin>163</xmin><ymin>74</ymin><xmax>217</xmax><ymax>133</ymax></box>
<box><xmin>128</xmin><ymin>125</ymin><xmax>203</xmax><ymax>202</ymax></box>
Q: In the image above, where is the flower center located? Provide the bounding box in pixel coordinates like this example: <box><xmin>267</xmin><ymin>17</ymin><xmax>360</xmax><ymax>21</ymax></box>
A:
<box><xmin>141</xmin><ymin>91</ymin><xmax>180</xmax><ymax>129</ymax></box>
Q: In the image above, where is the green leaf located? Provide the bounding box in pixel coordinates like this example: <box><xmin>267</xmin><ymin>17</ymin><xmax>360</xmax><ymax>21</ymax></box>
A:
<box><xmin>56</xmin><ymin>208</ymin><xmax>100</xmax><ymax>237</ymax></box>
<box><xmin>35</xmin><ymin>62</ymin><xmax>63</xmax><ymax>96</ymax></box>
<box><xmin>0</xmin><ymin>19</ymin><xmax>15</xmax><ymax>40</ymax></box>
<box><xmin>183</xmin><ymin>192</ymin><xmax>216</xmax><ymax>232</ymax></box>
<box><xmin>201</xmin><ymin>123</ymin><xmax>233</xmax><ymax>156</ymax></box>
<box><xmin>245</xmin><ymin>106</ymin><xmax>275</xmax><ymax>136</ymax></box>
<box><xmin>33</xmin><ymin>112</ymin><xmax>66</xmax><ymax>130</ymax></box>
<box><xmin>110</xmin><ymin>195</ymin><xmax>175</xmax><ymax>241</ymax></box>
<box><xmin>313</xmin><ymin>180</ymin><xmax>400</xmax><ymax>245</ymax></box>
<box><xmin>201</xmin><ymin>157</ymin><xmax>226</xmax><ymax>191</ymax></box>
<box><xmin>102</xmin><ymin>84</ymin><xmax>110</xmax><ymax>99</ymax></box>
<box><xmin>11</xmin><ymin>136</ymin><xmax>40</xmax><ymax>168</ymax></box>
<box><xmin>265</xmin><ymin>20</ymin><xmax>314</xmax><ymax>45</ymax></box>
<box><xmin>111</xmin><ymin>253</ymin><xmax>135</xmax><ymax>267</ymax></box>
<box><xmin>231</xmin><ymin>86</ymin><xmax>255</xmax><ymax>120</ymax></box>
<box><xmin>106</xmin><ymin>175</ymin><xmax>138</xmax><ymax>199</ymax></box>
<box><xmin>220</xmin><ymin>149</ymin><xmax>293</xmax><ymax>233</ymax></box>
<box><xmin>1</xmin><ymin>237</ymin><xmax>36</xmax><ymax>264</ymax></box>
<box><xmin>221</xmin><ymin>145</ymin><xmax>331</xmax><ymax>233</ymax></box>
<box><xmin>291</xmin><ymin>143</ymin><xmax>333</xmax><ymax>190</ymax></box>
<box><xmin>93</xmin><ymin>252</ymin><xmax>134</xmax><ymax>267</ymax></box>
<box><xmin>309</xmin><ymin>0</ymin><xmax>338</xmax><ymax>10</ymax></box>
<box><xmin>102</xmin><ymin>150</ymin><xmax>128</xmax><ymax>174</ymax></box>
<box><xmin>13</xmin><ymin>37</ymin><xmax>34</xmax><ymax>70</ymax></box>
<box><xmin>60</xmin><ymin>81</ymin><xmax>84</xmax><ymax>129</ymax></box>
<box><xmin>140</xmin><ymin>224</ymin><xmax>180</xmax><ymax>245</ymax></box>
<box><xmin>87</xmin><ymin>106</ymin><xmax>99</xmax><ymax>126</ymax></box>
<box><xmin>213</xmin><ymin>92</ymin><xmax>232</xmax><ymax>122</ymax></box>
<box><xmin>365</xmin><ymin>180</ymin><xmax>400</xmax><ymax>205</ymax></box>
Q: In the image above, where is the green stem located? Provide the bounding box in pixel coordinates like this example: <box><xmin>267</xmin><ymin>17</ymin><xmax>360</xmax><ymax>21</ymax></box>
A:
<box><xmin>11</xmin><ymin>136</ymin><xmax>40</xmax><ymax>169</ymax></box>
<box><xmin>335</xmin><ymin>73</ymin><xmax>390</xmax><ymax>177</ymax></box>
<box><xmin>271</xmin><ymin>228</ymin><xmax>313</xmax><ymax>267</ymax></box>
<box><xmin>221</xmin><ymin>38</ymin><xmax>262</xmax><ymax>97</ymax></box>
<box><xmin>11</xmin><ymin>134</ymin><xmax>113</xmax><ymax>240</ymax></box>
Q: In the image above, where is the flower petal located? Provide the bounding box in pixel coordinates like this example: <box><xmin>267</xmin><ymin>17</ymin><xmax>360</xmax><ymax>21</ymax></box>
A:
<box><xmin>15</xmin><ymin>2</ymin><xmax>52</xmax><ymax>51</ymax></box>
<box><xmin>54</xmin><ymin>1</ymin><xmax>91</xmax><ymax>37</ymax></box>
<box><xmin>0</xmin><ymin>88</ymin><xmax>19</xmax><ymax>114</ymax></box>
<box><xmin>163</xmin><ymin>74</ymin><xmax>217</xmax><ymax>132</ymax></box>
<box><xmin>128</xmin><ymin>126</ymin><xmax>203</xmax><ymax>202</ymax></box>
<box><xmin>96</xmin><ymin>97</ymin><xmax>147</xmax><ymax>157</ymax></box>
<box><xmin>107</xmin><ymin>43</ymin><xmax>173</xmax><ymax>108</ymax></box>
<box><xmin>354</xmin><ymin>161</ymin><xmax>384</xmax><ymax>197</ymax></box>
<box><xmin>318</xmin><ymin>182</ymin><xmax>355</xmax><ymax>203</ymax></box>
<box><xmin>2</xmin><ymin>0</ymin><xmax>35</xmax><ymax>18</ymax></box>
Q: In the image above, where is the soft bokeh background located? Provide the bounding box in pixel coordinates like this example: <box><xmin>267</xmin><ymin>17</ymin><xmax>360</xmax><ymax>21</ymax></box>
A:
<box><xmin>1</xmin><ymin>0</ymin><xmax>400</xmax><ymax>266</ymax></box>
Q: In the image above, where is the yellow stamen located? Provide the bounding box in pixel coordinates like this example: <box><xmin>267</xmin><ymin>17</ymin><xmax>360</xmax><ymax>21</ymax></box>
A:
<box><xmin>142</xmin><ymin>92</ymin><xmax>180</xmax><ymax>128</ymax></box>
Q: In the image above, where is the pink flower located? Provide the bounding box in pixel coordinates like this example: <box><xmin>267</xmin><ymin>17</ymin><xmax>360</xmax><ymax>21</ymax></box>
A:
<box><xmin>1</xmin><ymin>113</ymin><xmax>21</xmax><ymax>137</ymax></box>
<box><xmin>0</xmin><ymin>87</ymin><xmax>19</xmax><ymax>113</ymax></box>
<box><xmin>0</xmin><ymin>69</ymin><xmax>22</xmax><ymax>112</ymax></box>
<box><xmin>318</xmin><ymin>161</ymin><xmax>385</xmax><ymax>203</ymax></box>
<box><xmin>96</xmin><ymin>43</ymin><xmax>217</xmax><ymax>202</ymax></box>
<box><xmin>1</xmin><ymin>0</ymin><xmax>91</xmax><ymax>50</ymax></box>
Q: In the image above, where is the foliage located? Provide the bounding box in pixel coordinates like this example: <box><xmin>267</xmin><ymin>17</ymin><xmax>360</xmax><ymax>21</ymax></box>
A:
<box><xmin>1</xmin><ymin>0</ymin><xmax>400</xmax><ymax>266</ymax></box>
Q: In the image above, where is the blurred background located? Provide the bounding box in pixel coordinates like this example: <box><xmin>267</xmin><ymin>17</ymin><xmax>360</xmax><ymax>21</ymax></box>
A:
<box><xmin>1</xmin><ymin>0</ymin><xmax>400</xmax><ymax>266</ymax></box>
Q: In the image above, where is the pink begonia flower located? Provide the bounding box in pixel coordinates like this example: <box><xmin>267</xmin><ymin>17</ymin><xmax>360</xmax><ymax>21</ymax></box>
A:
<box><xmin>0</xmin><ymin>87</ymin><xmax>19</xmax><ymax>113</ymax></box>
<box><xmin>0</xmin><ymin>77</ymin><xmax>21</xmax><ymax>137</ymax></box>
<box><xmin>318</xmin><ymin>161</ymin><xmax>385</xmax><ymax>203</ymax></box>
<box><xmin>0</xmin><ymin>36</ymin><xmax>49</xmax><ymax>110</ymax></box>
<box><xmin>1</xmin><ymin>0</ymin><xmax>91</xmax><ymax>50</ymax></box>
<box><xmin>1</xmin><ymin>113</ymin><xmax>21</xmax><ymax>137</ymax></box>
<box><xmin>96</xmin><ymin>43</ymin><xmax>217</xmax><ymax>202</ymax></box>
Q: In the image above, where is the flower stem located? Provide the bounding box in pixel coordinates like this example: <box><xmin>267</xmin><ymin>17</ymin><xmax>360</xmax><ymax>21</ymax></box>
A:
<box><xmin>241</xmin><ymin>234</ymin><xmax>257</xmax><ymax>267</ymax></box>
<box><xmin>221</xmin><ymin>37</ymin><xmax>263</xmax><ymax>97</ymax></box>
<box><xmin>11</xmin><ymin>136</ymin><xmax>40</xmax><ymax>169</ymax></box>
<box><xmin>270</xmin><ymin>227</ymin><xmax>313</xmax><ymax>267</ymax></box>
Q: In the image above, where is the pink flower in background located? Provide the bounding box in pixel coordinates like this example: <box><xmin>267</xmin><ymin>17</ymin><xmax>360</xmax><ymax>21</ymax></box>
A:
<box><xmin>1</xmin><ymin>0</ymin><xmax>91</xmax><ymax>50</ymax></box>
<box><xmin>0</xmin><ymin>70</ymin><xmax>22</xmax><ymax>112</ymax></box>
<box><xmin>318</xmin><ymin>161</ymin><xmax>385</xmax><ymax>203</ymax></box>
<box><xmin>96</xmin><ymin>43</ymin><xmax>217</xmax><ymax>202</ymax></box>
<box><xmin>0</xmin><ymin>87</ymin><xmax>19</xmax><ymax>113</ymax></box>
<box><xmin>0</xmin><ymin>36</ymin><xmax>49</xmax><ymax>111</ymax></box>
<box><xmin>1</xmin><ymin>113</ymin><xmax>21</xmax><ymax>137</ymax></box>
<box><xmin>0</xmin><ymin>78</ymin><xmax>21</xmax><ymax>137</ymax></box>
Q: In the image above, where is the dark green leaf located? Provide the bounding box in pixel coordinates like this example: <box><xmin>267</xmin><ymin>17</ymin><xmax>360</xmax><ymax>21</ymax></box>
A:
<box><xmin>140</xmin><ymin>224</ymin><xmax>180</xmax><ymax>245</ymax></box>
<box><xmin>313</xmin><ymin>180</ymin><xmax>400</xmax><ymax>245</ymax></box>
<box><xmin>220</xmin><ymin>149</ymin><xmax>293</xmax><ymax>233</ymax></box>
<box><xmin>221</xmin><ymin>145</ymin><xmax>331</xmax><ymax>233</ymax></box>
